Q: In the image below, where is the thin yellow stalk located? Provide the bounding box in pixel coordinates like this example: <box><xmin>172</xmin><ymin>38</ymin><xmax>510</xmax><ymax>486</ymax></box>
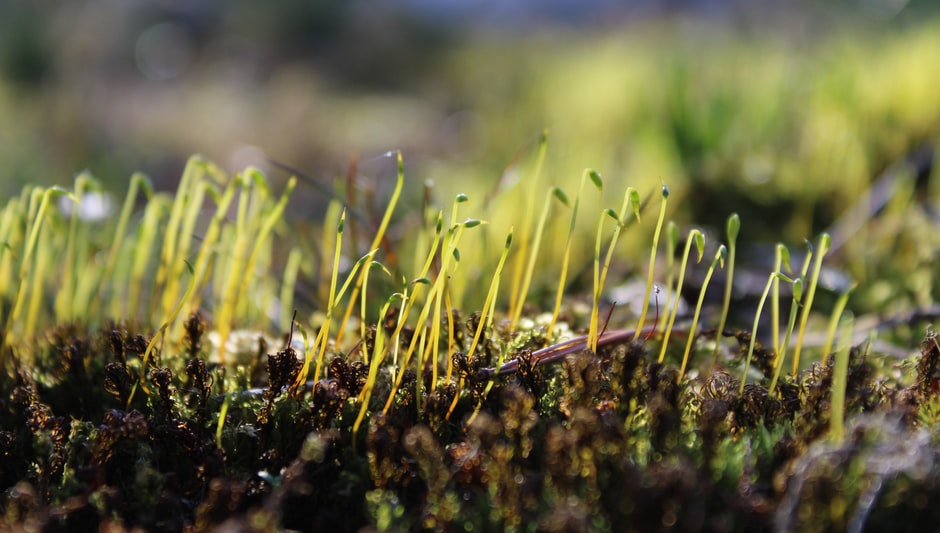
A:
<box><xmin>335</xmin><ymin>152</ymin><xmax>405</xmax><ymax>348</ymax></box>
<box><xmin>127</xmin><ymin>260</ymin><xmax>196</xmax><ymax>407</ymax></box>
<box><xmin>739</xmin><ymin>271</ymin><xmax>779</xmax><ymax>395</ymax></box>
<box><xmin>507</xmin><ymin>130</ymin><xmax>548</xmax><ymax>322</ymax></box>
<box><xmin>443</xmin><ymin>290</ymin><xmax>457</xmax><ymax>383</ymax></box>
<box><xmin>819</xmin><ymin>283</ymin><xmax>857</xmax><ymax>369</ymax></box>
<box><xmin>25</xmin><ymin>225</ymin><xmax>53</xmax><ymax>341</ymax></box>
<box><xmin>235</xmin><ymin>176</ymin><xmax>296</xmax><ymax>315</ymax></box>
<box><xmin>448</xmin><ymin>229</ymin><xmax>513</xmax><ymax>421</ymax></box>
<box><xmin>383</xmin><ymin>215</ymin><xmax>477</xmax><ymax>413</ymax></box>
<box><xmin>294</xmin><ymin>208</ymin><xmax>345</xmax><ymax>385</ymax></box>
<box><xmin>677</xmin><ymin>244</ymin><xmax>726</xmax><ymax>383</ymax></box>
<box><xmin>82</xmin><ymin>174</ymin><xmax>153</xmax><ymax>318</ymax></box>
<box><xmin>124</xmin><ymin>195</ymin><xmax>171</xmax><ymax>319</ymax></box>
<box><xmin>182</xmin><ymin>174</ymin><xmax>237</xmax><ymax>313</ymax></box>
<box><xmin>548</xmin><ymin>169</ymin><xmax>603</xmax><ymax>341</ymax></box>
<box><xmin>153</xmin><ymin>157</ymin><xmax>201</xmax><ymax>316</ymax></box>
<box><xmin>280</xmin><ymin>247</ymin><xmax>305</xmax><ymax>333</ymax></box>
<box><xmin>353</xmin><ymin>293</ymin><xmax>404</xmax><ymax>450</ymax></box>
<box><xmin>509</xmin><ymin>186</ymin><xmax>561</xmax><ymax>331</ymax></box>
<box><xmin>791</xmin><ymin>233</ymin><xmax>831</xmax><ymax>375</ymax></box>
<box><xmin>55</xmin><ymin>173</ymin><xmax>99</xmax><ymax>323</ymax></box>
<box><xmin>635</xmin><ymin>185</ymin><xmax>670</xmax><ymax>339</ymax></box>
<box><xmin>658</xmin><ymin>229</ymin><xmax>704</xmax><ymax>363</ymax></box>
<box><xmin>786</xmin><ymin>243</ymin><xmax>816</xmax><ymax>378</ymax></box>
<box><xmin>769</xmin><ymin>277</ymin><xmax>801</xmax><ymax>395</ymax></box>
<box><xmin>709</xmin><ymin>213</ymin><xmax>739</xmax><ymax>368</ymax></box>
<box><xmin>589</xmin><ymin>188</ymin><xmax>641</xmax><ymax>351</ymax></box>
<box><xmin>4</xmin><ymin>187</ymin><xmax>75</xmax><ymax>348</ymax></box>
<box><xmin>660</xmin><ymin>221</ymin><xmax>680</xmax><ymax>333</ymax></box>
<box><xmin>771</xmin><ymin>244</ymin><xmax>788</xmax><ymax>356</ymax></box>
<box><xmin>829</xmin><ymin>315</ymin><xmax>855</xmax><ymax>442</ymax></box>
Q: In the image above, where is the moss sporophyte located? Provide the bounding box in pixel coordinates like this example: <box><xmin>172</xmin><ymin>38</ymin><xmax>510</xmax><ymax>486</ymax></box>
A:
<box><xmin>4</xmin><ymin>148</ymin><xmax>940</xmax><ymax>532</ymax></box>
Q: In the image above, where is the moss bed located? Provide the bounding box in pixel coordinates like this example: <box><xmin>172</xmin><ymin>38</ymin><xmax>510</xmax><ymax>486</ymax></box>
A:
<box><xmin>3</xmin><ymin>308</ymin><xmax>940</xmax><ymax>532</ymax></box>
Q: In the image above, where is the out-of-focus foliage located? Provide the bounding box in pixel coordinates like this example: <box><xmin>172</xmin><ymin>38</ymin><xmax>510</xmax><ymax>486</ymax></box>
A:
<box><xmin>1</xmin><ymin>3</ymin><xmax>938</xmax><ymax>242</ymax></box>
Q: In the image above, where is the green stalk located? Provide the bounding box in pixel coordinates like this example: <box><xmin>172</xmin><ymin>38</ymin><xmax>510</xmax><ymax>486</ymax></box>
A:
<box><xmin>791</xmin><ymin>233</ymin><xmax>831</xmax><ymax>375</ymax></box>
<box><xmin>588</xmin><ymin>188</ymin><xmax>641</xmax><ymax>352</ymax></box>
<box><xmin>710</xmin><ymin>213</ymin><xmax>739</xmax><ymax>368</ymax></box>
<box><xmin>383</xmin><ymin>208</ymin><xmax>474</xmax><ymax>412</ymax></box>
<box><xmin>658</xmin><ymin>229</ymin><xmax>703</xmax><ymax>363</ymax></box>
<box><xmin>635</xmin><ymin>185</ymin><xmax>670</xmax><ymax>339</ymax></box>
<box><xmin>509</xmin><ymin>186</ymin><xmax>562</xmax><ymax>330</ymax></box>
<box><xmin>548</xmin><ymin>169</ymin><xmax>602</xmax><ymax>342</ymax></box>
<box><xmin>55</xmin><ymin>173</ymin><xmax>100</xmax><ymax>323</ymax></box>
<box><xmin>769</xmin><ymin>277</ymin><xmax>801</xmax><ymax>395</ymax></box>
<box><xmin>771</xmin><ymin>244</ymin><xmax>789</xmax><ymax>356</ymax></box>
<box><xmin>677</xmin><ymin>245</ymin><xmax>726</xmax><ymax>383</ymax></box>
<box><xmin>661</xmin><ymin>221</ymin><xmax>680</xmax><ymax>333</ymax></box>
<box><xmin>127</xmin><ymin>260</ymin><xmax>196</xmax><ymax>407</ymax></box>
<box><xmin>829</xmin><ymin>314</ymin><xmax>855</xmax><ymax>442</ymax></box>
<box><xmin>280</xmin><ymin>247</ymin><xmax>304</xmax><ymax>333</ymax></box>
<box><xmin>353</xmin><ymin>292</ymin><xmax>404</xmax><ymax>451</ymax></box>
<box><xmin>335</xmin><ymin>151</ymin><xmax>404</xmax><ymax>348</ymax></box>
<box><xmin>124</xmin><ymin>195</ymin><xmax>170</xmax><ymax>319</ymax></box>
<box><xmin>820</xmin><ymin>283</ymin><xmax>857</xmax><ymax>369</ymax></box>
<box><xmin>507</xmin><ymin>130</ymin><xmax>548</xmax><ymax>324</ymax></box>
<box><xmin>739</xmin><ymin>271</ymin><xmax>779</xmax><ymax>394</ymax></box>
<box><xmin>451</xmin><ymin>230</ymin><xmax>513</xmax><ymax>422</ymax></box>
<box><xmin>3</xmin><ymin>186</ymin><xmax>75</xmax><ymax>348</ymax></box>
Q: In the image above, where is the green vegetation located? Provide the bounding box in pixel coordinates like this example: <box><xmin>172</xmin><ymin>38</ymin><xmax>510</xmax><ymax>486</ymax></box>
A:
<box><xmin>3</xmin><ymin>15</ymin><xmax>940</xmax><ymax>533</ymax></box>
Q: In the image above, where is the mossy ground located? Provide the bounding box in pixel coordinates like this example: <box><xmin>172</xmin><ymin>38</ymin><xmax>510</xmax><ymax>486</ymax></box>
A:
<box><xmin>3</xmin><ymin>305</ymin><xmax>940</xmax><ymax>531</ymax></box>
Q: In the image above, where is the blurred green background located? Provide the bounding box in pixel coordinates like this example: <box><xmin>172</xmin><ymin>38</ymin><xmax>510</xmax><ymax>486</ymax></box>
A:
<box><xmin>2</xmin><ymin>0</ymin><xmax>940</xmax><ymax>320</ymax></box>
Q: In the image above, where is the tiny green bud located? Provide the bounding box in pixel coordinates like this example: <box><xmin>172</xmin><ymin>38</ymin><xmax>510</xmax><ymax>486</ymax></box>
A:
<box><xmin>456</xmin><ymin>193</ymin><xmax>468</xmax><ymax>203</ymax></box>
<box><xmin>588</xmin><ymin>169</ymin><xmax>603</xmax><ymax>190</ymax></box>
<box><xmin>726</xmin><ymin>213</ymin><xmax>740</xmax><ymax>242</ymax></box>
<box><xmin>667</xmin><ymin>221</ymin><xmax>679</xmax><ymax>251</ymax></box>
<box><xmin>818</xmin><ymin>233</ymin><xmax>831</xmax><ymax>255</ymax></box>
<box><xmin>553</xmin><ymin>186</ymin><xmax>570</xmax><ymax>207</ymax></box>
<box><xmin>777</xmin><ymin>243</ymin><xmax>791</xmax><ymax>274</ymax></box>
<box><xmin>628</xmin><ymin>188</ymin><xmax>641</xmax><ymax>222</ymax></box>
<box><xmin>692</xmin><ymin>230</ymin><xmax>705</xmax><ymax>261</ymax></box>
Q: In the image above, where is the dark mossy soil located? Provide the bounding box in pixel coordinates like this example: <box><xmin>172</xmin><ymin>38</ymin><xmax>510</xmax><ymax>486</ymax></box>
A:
<box><xmin>3</xmin><ymin>311</ymin><xmax>940</xmax><ymax>532</ymax></box>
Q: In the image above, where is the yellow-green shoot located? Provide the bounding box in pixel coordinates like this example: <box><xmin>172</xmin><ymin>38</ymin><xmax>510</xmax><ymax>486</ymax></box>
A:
<box><xmin>507</xmin><ymin>130</ymin><xmax>548</xmax><ymax>325</ymax></box>
<box><xmin>353</xmin><ymin>291</ymin><xmax>406</xmax><ymax>451</ymax></box>
<box><xmin>829</xmin><ymin>314</ymin><xmax>856</xmax><ymax>442</ymax></box>
<box><xmin>3</xmin><ymin>186</ymin><xmax>76</xmax><ymax>353</ymax></box>
<box><xmin>710</xmin><ymin>212</ymin><xmax>739</xmax><ymax>369</ymax></box>
<box><xmin>127</xmin><ymin>260</ymin><xmax>196</xmax><ymax>407</ymax></box>
<box><xmin>769</xmin><ymin>275</ymin><xmax>800</xmax><ymax>395</ymax></box>
<box><xmin>449</xmin><ymin>229</ymin><xmax>513</xmax><ymax>422</ymax></box>
<box><xmin>677</xmin><ymin>244</ymin><xmax>726</xmax><ymax>383</ymax></box>
<box><xmin>819</xmin><ymin>282</ymin><xmax>858</xmax><ymax>370</ymax></box>
<box><xmin>635</xmin><ymin>185</ymin><xmax>669</xmax><ymax>339</ymax></box>
<box><xmin>658</xmin><ymin>228</ymin><xmax>703</xmax><ymax>363</ymax></box>
<box><xmin>588</xmin><ymin>188</ymin><xmax>640</xmax><ymax>352</ymax></box>
<box><xmin>335</xmin><ymin>151</ymin><xmax>404</xmax><ymax>348</ymax></box>
<box><xmin>791</xmin><ymin>232</ymin><xmax>831</xmax><ymax>375</ymax></box>
<box><xmin>739</xmin><ymin>270</ymin><xmax>788</xmax><ymax>395</ymax></box>
<box><xmin>548</xmin><ymin>169</ymin><xmax>603</xmax><ymax>342</ymax></box>
<box><xmin>509</xmin><ymin>186</ymin><xmax>565</xmax><ymax>331</ymax></box>
<box><xmin>660</xmin><ymin>221</ymin><xmax>680</xmax><ymax>333</ymax></box>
